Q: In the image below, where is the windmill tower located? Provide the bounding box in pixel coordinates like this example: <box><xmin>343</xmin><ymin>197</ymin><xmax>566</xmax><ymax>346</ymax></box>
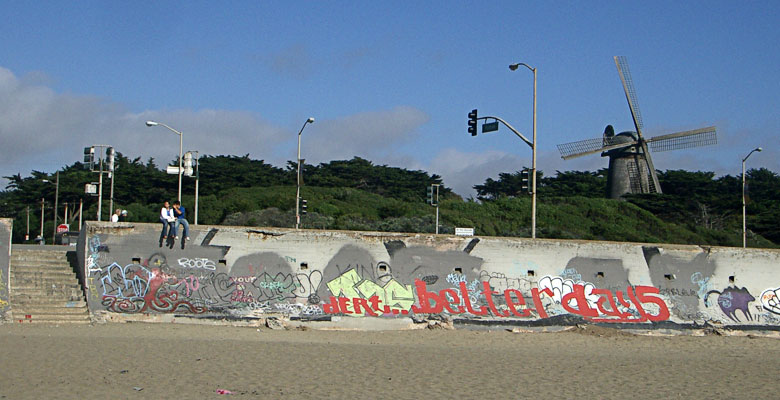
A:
<box><xmin>557</xmin><ymin>56</ymin><xmax>717</xmax><ymax>199</ymax></box>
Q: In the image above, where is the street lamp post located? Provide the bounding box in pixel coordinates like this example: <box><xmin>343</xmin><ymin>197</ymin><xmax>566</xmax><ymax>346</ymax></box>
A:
<box><xmin>509</xmin><ymin>62</ymin><xmax>538</xmax><ymax>239</ymax></box>
<box><xmin>296</xmin><ymin>117</ymin><xmax>315</xmax><ymax>229</ymax></box>
<box><xmin>39</xmin><ymin>198</ymin><xmax>44</xmax><ymax>243</ymax></box>
<box><xmin>43</xmin><ymin>172</ymin><xmax>60</xmax><ymax>244</ymax></box>
<box><xmin>146</xmin><ymin>121</ymin><xmax>183</xmax><ymax>202</ymax></box>
<box><xmin>742</xmin><ymin>147</ymin><xmax>762</xmax><ymax>248</ymax></box>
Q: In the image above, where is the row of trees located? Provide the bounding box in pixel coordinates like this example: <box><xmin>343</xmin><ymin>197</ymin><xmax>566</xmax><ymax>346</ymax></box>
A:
<box><xmin>1</xmin><ymin>153</ymin><xmax>777</xmax><ymax>247</ymax></box>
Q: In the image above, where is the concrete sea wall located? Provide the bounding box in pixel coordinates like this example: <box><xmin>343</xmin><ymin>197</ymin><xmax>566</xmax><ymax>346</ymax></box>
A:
<box><xmin>79</xmin><ymin>221</ymin><xmax>780</xmax><ymax>327</ymax></box>
<box><xmin>0</xmin><ymin>219</ymin><xmax>11</xmax><ymax>318</ymax></box>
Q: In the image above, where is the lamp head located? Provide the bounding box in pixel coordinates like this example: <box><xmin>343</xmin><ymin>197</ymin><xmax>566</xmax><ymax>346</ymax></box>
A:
<box><xmin>757</xmin><ymin>147</ymin><xmax>763</xmax><ymax>152</ymax></box>
<box><xmin>145</xmin><ymin>121</ymin><xmax>158</xmax><ymax>127</ymax></box>
<box><xmin>509</xmin><ymin>64</ymin><xmax>519</xmax><ymax>71</ymax></box>
<box><xmin>307</xmin><ymin>117</ymin><xmax>315</xmax><ymax>123</ymax></box>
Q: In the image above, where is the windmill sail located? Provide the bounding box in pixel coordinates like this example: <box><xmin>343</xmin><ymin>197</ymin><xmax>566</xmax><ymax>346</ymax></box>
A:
<box><xmin>615</xmin><ymin>56</ymin><xmax>644</xmax><ymax>133</ymax></box>
<box><xmin>557</xmin><ymin>135</ymin><xmax>633</xmax><ymax>160</ymax></box>
<box><xmin>614</xmin><ymin>56</ymin><xmax>661</xmax><ymax>193</ymax></box>
<box><xmin>646</xmin><ymin>127</ymin><xmax>717</xmax><ymax>152</ymax></box>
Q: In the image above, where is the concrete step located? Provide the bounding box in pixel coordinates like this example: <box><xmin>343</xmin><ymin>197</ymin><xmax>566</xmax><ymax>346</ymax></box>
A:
<box><xmin>12</xmin><ymin>271</ymin><xmax>80</xmax><ymax>279</ymax></box>
<box><xmin>11</xmin><ymin>289</ymin><xmax>84</xmax><ymax>300</ymax></box>
<box><xmin>13</xmin><ymin>306</ymin><xmax>89</xmax><ymax>315</ymax></box>
<box><xmin>11</xmin><ymin>299</ymin><xmax>88</xmax><ymax>307</ymax></box>
<box><xmin>12</xmin><ymin>267</ymin><xmax>75</xmax><ymax>273</ymax></box>
<box><xmin>11</xmin><ymin>249</ymin><xmax>70</xmax><ymax>256</ymax></box>
<box><xmin>12</xmin><ymin>295</ymin><xmax>85</xmax><ymax>304</ymax></box>
<box><xmin>11</xmin><ymin>283</ymin><xmax>82</xmax><ymax>291</ymax></box>
<box><xmin>11</xmin><ymin>257</ymin><xmax>71</xmax><ymax>265</ymax></box>
<box><xmin>11</xmin><ymin>265</ymin><xmax>75</xmax><ymax>272</ymax></box>
<box><xmin>11</xmin><ymin>277</ymin><xmax>82</xmax><ymax>286</ymax></box>
<box><xmin>13</xmin><ymin>302</ymin><xmax>88</xmax><ymax>315</ymax></box>
<box><xmin>12</xmin><ymin>314</ymin><xmax>91</xmax><ymax>324</ymax></box>
<box><xmin>11</xmin><ymin>273</ymin><xmax>78</xmax><ymax>281</ymax></box>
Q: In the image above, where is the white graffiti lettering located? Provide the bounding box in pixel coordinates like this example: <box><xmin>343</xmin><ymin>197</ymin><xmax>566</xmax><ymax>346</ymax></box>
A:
<box><xmin>177</xmin><ymin>258</ymin><xmax>217</xmax><ymax>271</ymax></box>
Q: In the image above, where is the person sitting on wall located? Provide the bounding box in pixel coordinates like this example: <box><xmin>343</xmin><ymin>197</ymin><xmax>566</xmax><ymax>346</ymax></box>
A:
<box><xmin>172</xmin><ymin>200</ymin><xmax>190</xmax><ymax>241</ymax></box>
<box><xmin>159</xmin><ymin>201</ymin><xmax>176</xmax><ymax>247</ymax></box>
<box><xmin>111</xmin><ymin>208</ymin><xmax>121</xmax><ymax>223</ymax></box>
<box><xmin>119</xmin><ymin>209</ymin><xmax>128</xmax><ymax>222</ymax></box>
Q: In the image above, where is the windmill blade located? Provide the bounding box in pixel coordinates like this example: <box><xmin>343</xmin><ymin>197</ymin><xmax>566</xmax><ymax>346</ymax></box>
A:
<box><xmin>614</xmin><ymin>56</ymin><xmax>645</xmax><ymax>137</ymax></box>
<box><xmin>646</xmin><ymin>126</ymin><xmax>717</xmax><ymax>152</ymax></box>
<box><xmin>557</xmin><ymin>136</ymin><xmax>635</xmax><ymax>160</ymax></box>
<box><xmin>639</xmin><ymin>141</ymin><xmax>662</xmax><ymax>194</ymax></box>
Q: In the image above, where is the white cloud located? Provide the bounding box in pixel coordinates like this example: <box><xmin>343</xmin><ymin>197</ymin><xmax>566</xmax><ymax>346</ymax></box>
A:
<box><xmin>303</xmin><ymin>106</ymin><xmax>429</xmax><ymax>163</ymax></box>
<box><xmin>0</xmin><ymin>67</ymin><xmax>289</xmax><ymax>185</ymax></box>
<box><xmin>427</xmin><ymin>148</ymin><xmax>526</xmax><ymax>199</ymax></box>
<box><xmin>0</xmin><ymin>67</ymin><xmax>433</xmax><ymax>192</ymax></box>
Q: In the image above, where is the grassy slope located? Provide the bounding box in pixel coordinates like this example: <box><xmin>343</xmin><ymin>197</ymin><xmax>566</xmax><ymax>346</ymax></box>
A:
<box><xmin>203</xmin><ymin>185</ymin><xmax>776</xmax><ymax>248</ymax></box>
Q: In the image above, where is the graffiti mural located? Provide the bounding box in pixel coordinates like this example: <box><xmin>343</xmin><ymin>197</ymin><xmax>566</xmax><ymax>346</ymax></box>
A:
<box><xmin>704</xmin><ymin>286</ymin><xmax>755</xmax><ymax>322</ymax></box>
<box><xmin>760</xmin><ymin>287</ymin><xmax>780</xmax><ymax>316</ymax></box>
<box><xmin>78</xmin><ymin>222</ymin><xmax>780</xmax><ymax>327</ymax></box>
<box><xmin>84</xmin><ymin>236</ymin><xmax>675</xmax><ymax>324</ymax></box>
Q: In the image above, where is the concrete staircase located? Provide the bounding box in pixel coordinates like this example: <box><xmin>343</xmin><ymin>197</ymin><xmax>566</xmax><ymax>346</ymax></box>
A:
<box><xmin>9</xmin><ymin>246</ymin><xmax>91</xmax><ymax>324</ymax></box>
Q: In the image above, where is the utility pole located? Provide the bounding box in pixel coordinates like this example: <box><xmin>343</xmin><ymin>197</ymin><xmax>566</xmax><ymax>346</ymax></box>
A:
<box><xmin>39</xmin><ymin>198</ymin><xmax>45</xmax><ymax>243</ymax></box>
<box><xmin>52</xmin><ymin>171</ymin><xmax>59</xmax><ymax>244</ymax></box>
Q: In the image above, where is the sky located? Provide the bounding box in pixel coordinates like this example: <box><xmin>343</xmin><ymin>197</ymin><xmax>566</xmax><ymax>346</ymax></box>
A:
<box><xmin>1</xmin><ymin>1</ymin><xmax>778</xmax><ymax>198</ymax></box>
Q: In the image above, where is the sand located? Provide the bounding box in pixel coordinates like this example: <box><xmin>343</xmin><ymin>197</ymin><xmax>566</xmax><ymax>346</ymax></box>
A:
<box><xmin>0</xmin><ymin>323</ymin><xmax>779</xmax><ymax>399</ymax></box>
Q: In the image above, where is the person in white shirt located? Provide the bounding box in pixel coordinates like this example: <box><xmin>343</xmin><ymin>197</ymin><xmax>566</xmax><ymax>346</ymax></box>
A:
<box><xmin>159</xmin><ymin>201</ymin><xmax>176</xmax><ymax>247</ymax></box>
<box><xmin>111</xmin><ymin>209</ymin><xmax>121</xmax><ymax>223</ymax></box>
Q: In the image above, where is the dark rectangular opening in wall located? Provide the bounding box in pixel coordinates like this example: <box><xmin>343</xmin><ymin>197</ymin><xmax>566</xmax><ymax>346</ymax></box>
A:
<box><xmin>596</xmin><ymin>272</ymin><xmax>605</xmax><ymax>278</ymax></box>
<box><xmin>300</xmin><ymin>262</ymin><xmax>308</xmax><ymax>270</ymax></box>
<box><xmin>527</xmin><ymin>270</ymin><xmax>535</xmax><ymax>277</ymax></box>
<box><xmin>729</xmin><ymin>275</ymin><xmax>735</xmax><ymax>283</ymax></box>
<box><xmin>132</xmin><ymin>257</ymin><xmax>141</xmax><ymax>264</ymax></box>
<box><xmin>454</xmin><ymin>267</ymin><xmax>463</xmax><ymax>274</ymax></box>
<box><xmin>664</xmin><ymin>274</ymin><xmax>675</xmax><ymax>281</ymax></box>
<box><xmin>378</xmin><ymin>264</ymin><xmax>387</xmax><ymax>272</ymax></box>
<box><xmin>218</xmin><ymin>259</ymin><xmax>227</xmax><ymax>266</ymax></box>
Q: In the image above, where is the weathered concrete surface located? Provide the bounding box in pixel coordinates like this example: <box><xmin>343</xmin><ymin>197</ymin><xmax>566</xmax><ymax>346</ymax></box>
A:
<box><xmin>0</xmin><ymin>219</ymin><xmax>10</xmax><ymax>319</ymax></box>
<box><xmin>78</xmin><ymin>221</ymin><xmax>780</xmax><ymax>328</ymax></box>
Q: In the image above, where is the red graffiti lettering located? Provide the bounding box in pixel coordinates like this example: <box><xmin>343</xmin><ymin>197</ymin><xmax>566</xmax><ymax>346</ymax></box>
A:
<box><xmin>322</xmin><ymin>279</ymin><xmax>670</xmax><ymax>324</ymax></box>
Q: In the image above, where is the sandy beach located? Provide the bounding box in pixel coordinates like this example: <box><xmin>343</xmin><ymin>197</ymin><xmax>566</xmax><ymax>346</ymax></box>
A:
<box><xmin>1</xmin><ymin>323</ymin><xmax>779</xmax><ymax>399</ymax></box>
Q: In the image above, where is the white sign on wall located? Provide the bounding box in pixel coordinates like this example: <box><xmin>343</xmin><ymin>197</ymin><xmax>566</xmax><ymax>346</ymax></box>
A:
<box><xmin>455</xmin><ymin>227</ymin><xmax>475</xmax><ymax>236</ymax></box>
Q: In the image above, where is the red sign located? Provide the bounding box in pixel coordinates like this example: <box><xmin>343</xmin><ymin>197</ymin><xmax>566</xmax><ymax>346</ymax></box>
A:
<box><xmin>56</xmin><ymin>224</ymin><xmax>69</xmax><ymax>234</ymax></box>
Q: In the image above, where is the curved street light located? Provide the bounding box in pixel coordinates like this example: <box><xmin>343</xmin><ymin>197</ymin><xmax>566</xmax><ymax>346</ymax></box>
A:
<box><xmin>296</xmin><ymin>117</ymin><xmax>315</xmax><ymax>229</ymax></box>
<box><xmin>146</xmin><ymin>121</ymin><xmax>183</xmax><ymax>202</ymax></box>
<box><xmin>509</xmin><ymin>62</ymin><xmax>538</xmax><ymax>239</ymax></box>
<box><xmin>742</xmin><ymin>147</ymin><xmax>762</xmax><ymax>248</ymax></box>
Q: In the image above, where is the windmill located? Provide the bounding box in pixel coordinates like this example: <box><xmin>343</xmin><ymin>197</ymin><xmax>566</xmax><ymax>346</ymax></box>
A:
<box><xmin>557</xmin><ymin>56</ymin><xmax>717</xmax><ymax>199</ymax></box>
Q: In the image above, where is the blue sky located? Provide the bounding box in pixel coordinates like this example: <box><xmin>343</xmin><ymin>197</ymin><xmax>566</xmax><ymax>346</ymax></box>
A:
<box><xmin>1</xmin><ymin>1</ymin><xmax>777</xmax><ymax>197</ymax></box>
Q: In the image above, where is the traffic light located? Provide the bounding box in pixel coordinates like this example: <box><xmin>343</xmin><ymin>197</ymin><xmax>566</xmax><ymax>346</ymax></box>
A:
<box><xmin>183</xmin><ymin>151</ymin><xmax>193</xmax><ymax>176</ymax></box>
<box><xmin>468</xmin><ymin>109</ymin><xmax>478</xmax><ymax>136</ymax></box>
<box><xmin>83</xmin><ymin>147</ymin><xmax>94</xmax><ymax>169</ymax></box>
<box><xmin>300</xmin><ymin>199</ymin><xmax>308</xmax><ymax>215</ymax></box>
<box><xmin>427</xmin><ymin>185</ymin><xmax>434</xmax><ymax>205</ymax></box>
<box><xmin>106</xmin><ymin>147</ymin><xmax>115</xmax><ymax>172</ymax></box>
<box><xmin>520</xmin><ymin>168</ymin><xmax>530</xmax><ymax>193</ymax></box>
